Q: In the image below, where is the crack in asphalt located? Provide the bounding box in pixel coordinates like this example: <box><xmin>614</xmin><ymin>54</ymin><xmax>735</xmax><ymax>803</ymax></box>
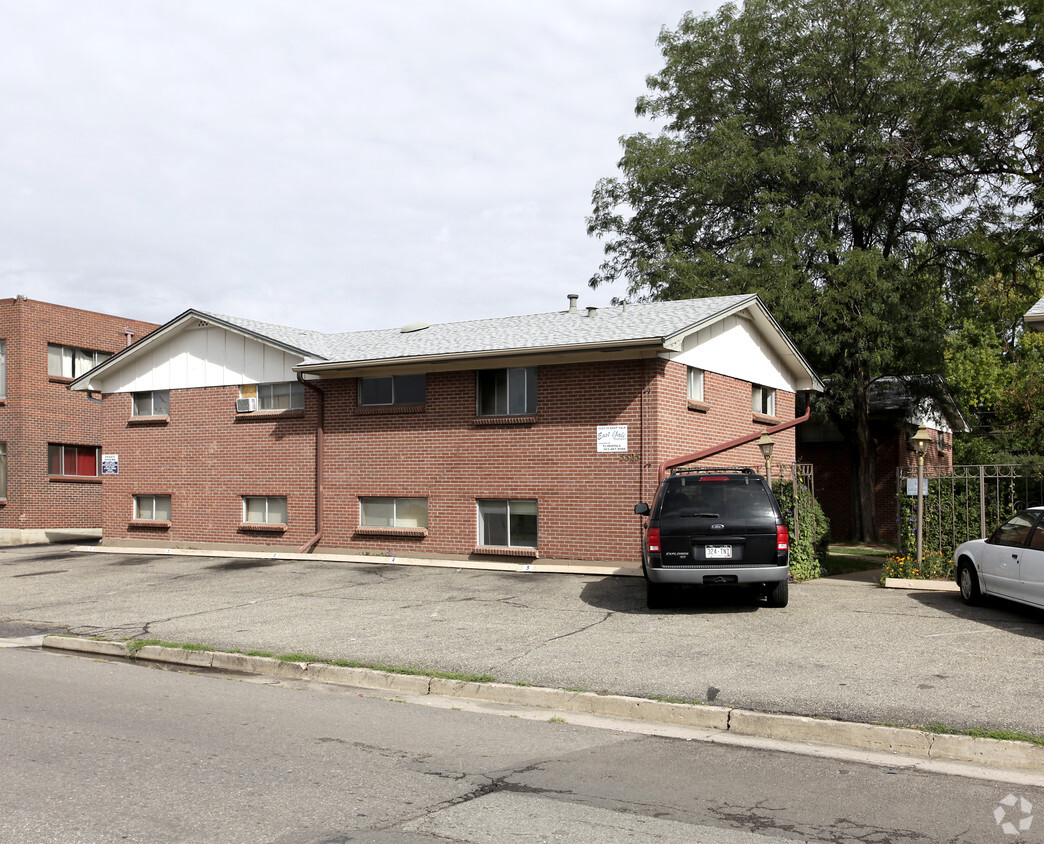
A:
<box><xmin>503</xmin><ymin>610</ymin><xmax>614</xmax><ymax>665</ymax></box>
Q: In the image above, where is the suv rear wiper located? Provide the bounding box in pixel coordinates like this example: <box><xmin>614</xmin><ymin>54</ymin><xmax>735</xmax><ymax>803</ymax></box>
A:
<box><xmin>688</xmin><ymin>512</ymin><xmax>719</xmax><ymax>518</ymax></box>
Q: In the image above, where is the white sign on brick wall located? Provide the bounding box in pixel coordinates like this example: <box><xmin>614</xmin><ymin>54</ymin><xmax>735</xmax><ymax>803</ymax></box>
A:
<box><xmin>597</xmin><ymin>425</ymin><xmax>628</xmax><ymax>453</ymax></box>
<box><xmin>101</xmin><ymin>454</ymin><xmax>119</xmax><ymax>475</ymax></box>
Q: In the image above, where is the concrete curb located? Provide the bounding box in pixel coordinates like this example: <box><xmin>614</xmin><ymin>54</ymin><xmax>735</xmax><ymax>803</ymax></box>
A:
<box><xmin>42</xmin><ymin>635</ymin><xmax>1044</xmax><ymax>774</ymax></box>
<box><xmin>883</xmin><ymin>577</ymin><xmax>959</xmax><ymax>592</ymax></box>
<box><xmin>69</xmin><ymin>544</ymin><xmax>642</xmax><ymax>577</ymax></box>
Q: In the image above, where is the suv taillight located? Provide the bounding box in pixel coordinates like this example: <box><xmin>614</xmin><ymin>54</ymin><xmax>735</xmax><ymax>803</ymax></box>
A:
<box><xmin>776</xmin><ymin>525</ymin><xmax>789</xmax><ymax>551</ymax></box>
<box><xmin>647</xmin><ymin>527</ymin><xmax>661</xmax><ymax>553</ymax></box>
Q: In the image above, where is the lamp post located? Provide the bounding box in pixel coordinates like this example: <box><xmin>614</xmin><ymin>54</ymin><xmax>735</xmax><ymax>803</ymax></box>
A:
<box><xmin>910</xmin><ymin>425</ymin><xmax>933</xmax><ymax>568</ymax></box>
<box><xmin>757</xmin><ymin>433</ymin><xmax>775</xmax><ymax>481</ymax></box>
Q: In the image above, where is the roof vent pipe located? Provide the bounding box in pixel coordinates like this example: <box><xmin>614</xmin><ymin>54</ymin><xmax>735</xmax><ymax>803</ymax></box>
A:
<box><xmin>567</xmin><ymin>293</ymin><xmax>579</xmax><ymax>313</ymax></box>
<box><xmin>586</xmin><ymin>306</ymin><xmax>598</xmax><ymax>317</ymax></box>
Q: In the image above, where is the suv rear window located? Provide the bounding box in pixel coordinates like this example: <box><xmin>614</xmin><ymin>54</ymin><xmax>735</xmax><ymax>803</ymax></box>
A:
<box><xmin>659</xmin><ymin>477</ymin><xmax>776</xmax><ymax>522</ymax></box>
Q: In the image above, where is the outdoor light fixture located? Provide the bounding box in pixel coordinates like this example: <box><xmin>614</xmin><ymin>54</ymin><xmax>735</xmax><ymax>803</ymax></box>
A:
<box><xmin>757</xmin><ymin>433</ymin><xmax>775</xmax><ymax>479</ymax></box>
<box><xmin>910</xmin><ymin>425</ymin><xmax>933</xmax><ymax>567</ymax></box>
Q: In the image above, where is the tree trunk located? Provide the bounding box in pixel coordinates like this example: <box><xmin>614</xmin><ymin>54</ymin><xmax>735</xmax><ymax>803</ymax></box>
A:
<box><xmin>847</xmin><ymin>384</ymin><xmax>880</xmax><ymax>544</ymax></box>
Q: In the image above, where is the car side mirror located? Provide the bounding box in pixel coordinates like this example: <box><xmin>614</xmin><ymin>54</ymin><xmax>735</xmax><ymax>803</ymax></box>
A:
<box><xmin>634</xmin><ymin>503</ymin><xmax>650</xmax><ymax>516</ymax></box>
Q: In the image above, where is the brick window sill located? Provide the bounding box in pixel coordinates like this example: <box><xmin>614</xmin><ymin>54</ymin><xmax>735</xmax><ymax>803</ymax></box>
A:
<box><xmin>48</xmin><ymin>377</ymin><xmax>74</xmax><ymax>385</ymax></box>
<box><xmin>473</xmin><ymin>415</ymin><xmax>537</xmax><ymax>426</ymax></box>
<box><xmin>473</xmin><ymin>546</ymin><xmax>540</xmax><ymax>558</ymax></box>
<box><xmin>687</xmin><ymin>400</ymin><xmax>710</xmax><ymax>413</ymax></box>
<box><xmin>354</xmin><ymin>526</ymin><xmax>428</xmax><ymax>538</ymax></box>
<box><xmin>355</xmin><ymin>404</ymin><xmax>426</xmax><ymax>416</ymax></box>
<box><xmin>129</xmin><ymin>520</ymin><xmax>171</xmax><ymax>530</ymax></box>
<box><xmin>49</xmin><ymin>475</ymin><xmax>102</xmax><ymax>484</ymax></box>
<box><xmin>238</xmin><ymin>522</ymin><xmax>287</xmax><ymax>533</ymax></box>
<box><xmin>128</xmin><ymin>415</ymin><xmax>170</xmax><ymax>426</ymax></box>
<box><xmin>753</xmin><ymin>413</ymin><xmax>780</xmax><ymax>426</ymax></box>
<box><xmin>234</xmin><ymin>409</ymin><xmax>306</xmax><ymax>422</ymax></box>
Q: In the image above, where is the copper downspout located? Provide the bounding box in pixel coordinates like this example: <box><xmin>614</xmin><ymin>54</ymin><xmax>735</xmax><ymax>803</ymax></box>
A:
<box><xmin>658</xmin><ymin>407</ymin><xmax>811</xmax><ymax>480</ymax></box>
<box><xmin>297</xmin><ymin>376</ymin><xmax>325</xmax><ymax>553</ymax></box>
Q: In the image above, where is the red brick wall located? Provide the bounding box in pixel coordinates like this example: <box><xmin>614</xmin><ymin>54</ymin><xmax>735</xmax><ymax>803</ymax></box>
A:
<box><xmin>101</xmin><ymin>386</ymin><xmax>318</xmax><ymax>546</ymax></box>
<box><xmin>0</xmin><ymin>297</ymin><xmax>157</xmax><ymax>530</ymax></box>
<box><xmin>800</xmin><ymin>422</ymin><xmax>954</xmax><ymax>544</ymax></box>
<box><xmin>98</xmin><ymin>356</ymin><xmax>803</xmax><ymax>565</ymax></box>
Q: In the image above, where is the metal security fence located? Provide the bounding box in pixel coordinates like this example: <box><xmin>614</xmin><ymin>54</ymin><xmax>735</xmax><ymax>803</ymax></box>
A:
<box><xmin>895</xmin><ymin>464</ymin><xmax>1044</xmax><ymax>557</ymax></box>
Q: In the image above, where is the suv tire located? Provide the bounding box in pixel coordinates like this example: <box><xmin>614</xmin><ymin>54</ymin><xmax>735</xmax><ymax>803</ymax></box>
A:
<box><xmin>765</xmin><ymin>578</ymin><xmax>789</xmax><ymax>608</ymax></box>
<box><xmin>646</xmin><ymin>581</ymin><xmax>670</xmax><ymax>610</ymax></box>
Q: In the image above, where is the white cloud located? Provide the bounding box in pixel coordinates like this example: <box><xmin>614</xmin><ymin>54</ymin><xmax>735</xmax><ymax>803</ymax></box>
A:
<box><xmin>0</xmin><ymin>0</ymin><xmax>716</xmax><ymax>332</ymax></box>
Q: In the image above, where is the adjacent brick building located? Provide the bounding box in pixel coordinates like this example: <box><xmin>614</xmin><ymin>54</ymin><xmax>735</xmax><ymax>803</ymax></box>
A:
<box><xmin>0</xmin><ymin>296</ymin><xmax>158</xmax><ymax>540</ymax></box>
<box><xmin>797</xmin><ymin>378</ymin><xmax>968</xmax><ymax>544</ymax></box>
<box><xmin>71</xmin><ymin>294</ymin><xmax>822</xmax><ymax>567</ymax></box>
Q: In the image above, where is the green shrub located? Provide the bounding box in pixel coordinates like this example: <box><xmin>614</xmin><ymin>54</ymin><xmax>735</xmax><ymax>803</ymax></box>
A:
<box><xmin>773</xmin><ymin>480</ymin><xmax>830</xmax><ymax>580</ymax></box>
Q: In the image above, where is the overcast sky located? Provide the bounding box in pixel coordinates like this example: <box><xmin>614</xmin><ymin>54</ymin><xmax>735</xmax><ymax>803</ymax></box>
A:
<box><xmin>1</xmin><ymin>1</ymin><xmax>721</xmax><ymax>333</ymax></box>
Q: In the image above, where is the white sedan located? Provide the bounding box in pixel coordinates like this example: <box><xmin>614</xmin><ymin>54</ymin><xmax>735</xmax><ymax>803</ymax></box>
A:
<box><xmin>954</xmin><ymin>506</ymin><xmax>1044</xmax><ymax>610</ymax></box>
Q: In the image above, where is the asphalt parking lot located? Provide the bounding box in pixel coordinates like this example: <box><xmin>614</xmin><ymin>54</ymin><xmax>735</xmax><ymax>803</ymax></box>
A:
<box><xmin>2</xmin><ymin>544</ymin><xmax>1043</xmax><ymax>736</ymax></box>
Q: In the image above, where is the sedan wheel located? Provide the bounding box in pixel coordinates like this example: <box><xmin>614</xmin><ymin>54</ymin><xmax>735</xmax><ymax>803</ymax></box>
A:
<box><xmin>959</xmin><ymin>562</ymin><xmax>982</xmax><ymax>605</ymax></box>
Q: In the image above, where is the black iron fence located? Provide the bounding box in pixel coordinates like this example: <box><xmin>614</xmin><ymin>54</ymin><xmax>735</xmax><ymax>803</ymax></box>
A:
<box><xmin>895</xmin><ymin>464</ymin><xmax>1044</xmax><ymax>557</ymax></box>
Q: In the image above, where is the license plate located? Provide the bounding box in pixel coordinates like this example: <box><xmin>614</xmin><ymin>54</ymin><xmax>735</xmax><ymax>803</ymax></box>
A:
<box><xmin>705</xmin><ymin>545</ymin><xmax>732</xmax><ymax>560</ymax></box>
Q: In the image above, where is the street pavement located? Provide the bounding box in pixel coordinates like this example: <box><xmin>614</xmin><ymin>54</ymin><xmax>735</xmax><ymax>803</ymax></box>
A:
<box><xmin>2</xmin><ymin>543</ymin><xmax>1043</xmax><ymax>736</ymax></box>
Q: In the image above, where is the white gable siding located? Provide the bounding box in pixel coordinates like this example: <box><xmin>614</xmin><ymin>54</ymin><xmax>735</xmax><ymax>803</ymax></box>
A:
<box><xmin>667</xmin><ymin>315</ymin><xmax>795</xmax><ymax>392</ymax></box>
<box><xmin>100</xmin><ymin>326</ymin><xmax>304</xmax><ymax>393</ymax></box>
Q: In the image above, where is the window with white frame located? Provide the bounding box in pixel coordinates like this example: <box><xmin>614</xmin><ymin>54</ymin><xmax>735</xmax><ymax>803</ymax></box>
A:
<box><xmin>132</xmin><ymin>390</ymin><xmax>170</xmax><ymax>417</ymax></box>
<box><xmin>477</xmin><ymin>367</ymin><xmax>536</xmax><ymax>416</ymax></box>
<box><xmin>687</xmin><ymin>367</ymin><xmax>704</xmax><ymax>402</ymax></box>
<box><xmin>752</xmin><ymin>384</ymin><xmax>776</xmax><ymax>416</ymax></box>
<box><xmin>360</xmin><ymin>497</ymin><xmax>428</xmax><ymax>528</ymax></box>
<box><xmin>358</xmin><ymin>374</ymin><xmax>426</xmax><ymax>406</ymax></box>
<box><xmin>0</xmin><ymin>442</ymin><xmax>6</xmax><ymax>498</ymax></box>
<box><xmin>48</xmin><ymin>444</ymin><xmax>100</xmax><ymax>477</ymax></box>
<box><xmin>240</xmin><ymin>382</ymin><xmax>304</xmax><ymax>411</ymax></box>
<box><xmin>134</xmin><ymin>494</ymin><xmax>171</xmax><ymax>521</ymax></box>
<box><xmin>243</xmin><ymin>496</ymin><xmax>287</xmax><ymax>525</ymax></box>
<box><xmin>478</xmin><ymin>499</ymin><xmax>538</xmax><ymax>548</ymax></box>
<box><xmin>47</xmin><ymin>344</ymin><xmax>111</xmax><ymax>379</ymax></box>
<box><xmin>0</xmin><ymin>340</ymin><xmax>6</xmax><ymax>398</ymax></box>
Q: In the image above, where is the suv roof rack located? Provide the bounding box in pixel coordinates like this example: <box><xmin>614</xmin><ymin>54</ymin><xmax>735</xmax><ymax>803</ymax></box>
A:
<box><xmin>668</xmin><ymin>466</ymin><xmax>758</xmax><ymax>476</ymax></box>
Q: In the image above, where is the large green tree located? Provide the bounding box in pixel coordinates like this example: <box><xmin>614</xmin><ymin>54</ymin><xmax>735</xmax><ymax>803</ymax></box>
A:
<box><xmin>587</xmin><ymin>0</ymin><xmax>982</xmax><ymax>541</ymax></box>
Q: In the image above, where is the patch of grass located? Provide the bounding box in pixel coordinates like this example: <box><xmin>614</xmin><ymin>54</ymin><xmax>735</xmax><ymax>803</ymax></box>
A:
<box><xmin>276</xmin><ymin>653</ymin><xmax>323</xmax><ymax>663</ymax></box>
<box><xmin>548</xmin><ymin>716</ymin><xmax>567</xmax><ymax>724</ymax></box>
<box><xmin>125</xmin><ymin>638</ymin><xmax>212</xmax><ymax>655</ymax></box>
<box><xmin>820</xmin><ymin>554</ymin><xmax>884</xmax><ymax>576</ymax></box>
<box><xmin>830</xmin><ymin>545</ymin><xmax>893</xmax><ymax>557</ymax></box>
<box><xmin>648</xmin><ymin>694</ymin><xmax>703</xmax><ymax>706</ymax></box>
<box><xmin>920</xmin><ymin>723</ymin><xmax>1044</xmax><ymax>746</ymax></box>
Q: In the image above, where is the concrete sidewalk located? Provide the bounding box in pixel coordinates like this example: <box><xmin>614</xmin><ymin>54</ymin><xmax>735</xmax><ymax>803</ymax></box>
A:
<box><xmin>2</xmin><ymin>543</ymin><xmax>1043</xmax><ymax>743</ymax></box>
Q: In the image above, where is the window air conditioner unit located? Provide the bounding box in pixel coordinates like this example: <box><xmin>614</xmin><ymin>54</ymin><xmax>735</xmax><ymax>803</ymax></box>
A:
<box><xmin>236</xmin><ymin>397</ymin><xmax>258</xmax><ymax>413</ymax></box>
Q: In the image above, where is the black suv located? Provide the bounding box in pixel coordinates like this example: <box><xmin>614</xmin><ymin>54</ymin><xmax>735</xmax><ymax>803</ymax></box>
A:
<box><xmin>634</xmin><ymin>467</ymin><xmax>790</xmax><ymax>609</ymax></box>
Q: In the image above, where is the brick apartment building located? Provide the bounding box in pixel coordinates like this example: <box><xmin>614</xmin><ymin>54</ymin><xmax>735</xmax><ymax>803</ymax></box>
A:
<box><xmin>0</xmin><ymin>297</ymin><xmax>158</xmax><ymax>540</ymax></box>
<box><xmin>70</xmin><ymin>294</ymin><xmax>822</xmax><ymax>567</ymax></box>
<box><xmin>797</xmin><ymin>378</ymin><xmax>968</xmax><ymax>544</ymax></box>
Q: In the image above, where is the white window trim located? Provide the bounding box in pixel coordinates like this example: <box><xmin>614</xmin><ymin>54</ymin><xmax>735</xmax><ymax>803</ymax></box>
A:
<box><xmin>359</xmin><ymin>496</ymin><xmax>429</xmax><ymax>528</ymax></box>
<box><xmin>477</xmin><ymin>498</ymin><xmax>538</xmax><ymax>549</ymax></box>
<box><xmin>242</xmin><ymin>495</ymin><xmax>288</xmax><ymax>525</ymax></box>
<box><xmin>687</xmin><ymin>367</ymin><xmax>704</xmax><ymax>402</ymax></box>
<box><xmin>358</xmin><ymin>374</ymin><xmax>426</xmax><ymax>407</ymax></box>
<box><xmin>133</xmin><ymin>494</ymin><xmax>171</xmax><ymax>521</ymax></box>
<box><xmin>476</xmin><ymin>367</ymin><xmax>537</xmax><ymax>417</ymax></box>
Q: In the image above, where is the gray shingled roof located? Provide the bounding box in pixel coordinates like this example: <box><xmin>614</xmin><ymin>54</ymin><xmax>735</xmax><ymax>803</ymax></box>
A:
<box><xmin>1027</xmin><ymin>296</ymin><xmax>1044</xmax><ymax>319</ymax></box>
<box><xmin>199</xmin><ymin>294</ymin><xmax>758</xmax><ymax>366</ymax></box>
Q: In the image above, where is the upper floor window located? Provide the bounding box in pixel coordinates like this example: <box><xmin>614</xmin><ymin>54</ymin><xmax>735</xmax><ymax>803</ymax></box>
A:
<box><xmin>47</xmin><ymin>344</ymin><xmax>111</xmax><ymax>379</ymax></box>
<box><xmin>132</xmin><ymin>390</ymin><xmax>169</xmax><ymax>417</ymax></box>
<box><xmin>687</xmin><ymin>367</ymin><xmax>704</xmax><ymax>402</ymax></box>
<box><xmin>240</xmin><ymin>381</ymin><xmax>304</xmax><ymax>411</ymax></box>
<box><xmin>0</xmin><ymin>340</ymin><xmax>6</xmax><ymax>398</ymax></box>
<box><xmin>359</xmin><ymin>374</ymin><xmax>426</xmax><ymax>406</ymax></box>
<box><xmin>48</xmin><ymin>444</ymin><xmax>100</xmax><ymax>478</ymax></box>
<box><xmin>752</xmin><ymin>384</ymin><xmax>776</xmax><ymax>417</ymax></box>
<box><xmin>477</xmin><ymin>367</ymin><xmax>536</xmax><ymax>417</ymax></box>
